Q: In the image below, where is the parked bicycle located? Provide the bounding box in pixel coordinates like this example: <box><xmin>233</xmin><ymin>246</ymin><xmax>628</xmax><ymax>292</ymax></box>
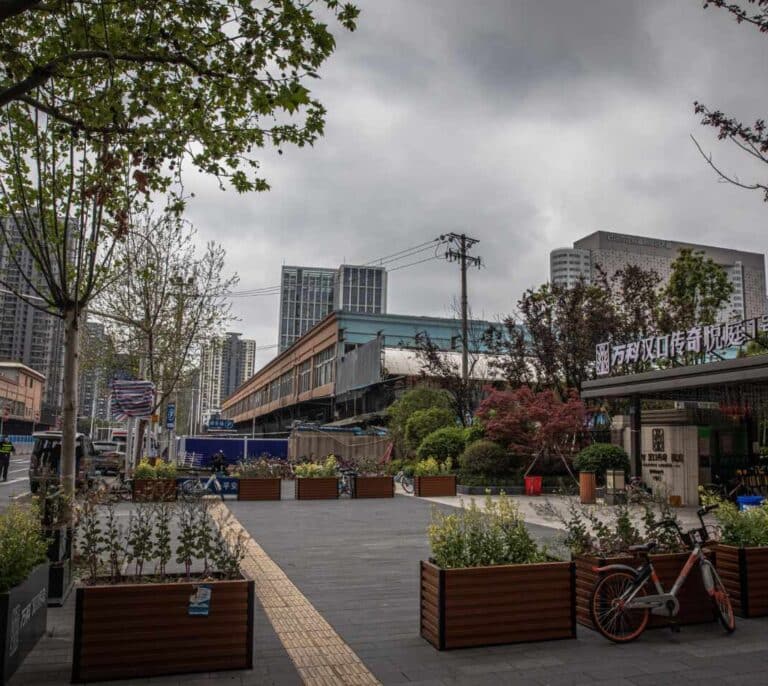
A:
<box><xmin>393</xmin><ymin>470</ymin><xmax>413</xmax><ymax>494</ymax></box>
<box><xmin>179</xmin><ymin>472</ymin><xmax>225</xmax><ymax>501</ymax></box>
<box><xmin>702</xmin><ymin>469</ymin><xmax>763</xmax><ymax>502</ymax></box>
<box><xmin>338</xmin><ymin>467</ymin><xmax>357</xmax><ymax>497</ymax></box>
<box><xmin>589</xmin><ymin>504</ymin><xmax>734</xmax><ymax>643</ymax></box>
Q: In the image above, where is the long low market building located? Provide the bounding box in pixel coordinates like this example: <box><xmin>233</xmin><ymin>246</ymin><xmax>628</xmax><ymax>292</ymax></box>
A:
<box><xmin>583</xmin><ymin>318</ymin><xmax>768</xmax><ymax>505</ymax></box>
<box><xmin>221</xmin><ymin>310</ymin><xmax>503</xmax><ymax>434</ymax></box>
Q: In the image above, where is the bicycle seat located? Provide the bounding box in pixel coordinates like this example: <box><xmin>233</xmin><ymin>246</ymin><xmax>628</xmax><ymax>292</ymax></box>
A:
<box><xmin>628</xmin><ymin>542</ymin><xmax>656</xmax><ymax>554</ymax></box>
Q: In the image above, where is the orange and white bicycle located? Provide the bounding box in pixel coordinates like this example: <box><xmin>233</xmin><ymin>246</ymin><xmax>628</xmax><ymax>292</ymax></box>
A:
<box><xmin>589</xmin><ymin>504</ymin><xmax>735</xmax><ymax>643</ymax></box>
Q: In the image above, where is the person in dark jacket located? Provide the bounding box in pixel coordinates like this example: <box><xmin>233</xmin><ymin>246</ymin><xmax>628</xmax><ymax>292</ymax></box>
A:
<box><xmin>211</xmin><ymin>450</ymin><xmax>226</xmax><ymax>475</ymax></box>
<box><xmin>0</xmin><ymin>435</ymin><xmax>15</xmax><ymax>481</ymax></box>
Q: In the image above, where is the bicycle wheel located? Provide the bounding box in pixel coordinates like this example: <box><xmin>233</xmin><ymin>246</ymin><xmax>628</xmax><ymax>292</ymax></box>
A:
<box><xmin>590</xmin><ymin>571</ymin><xmax>650</xmax><ymax>643</ymax></box>
<box><xmin>702</xmin><ymin>560</ymin><xmax>735</xmax><ymax>633</ymax></box>
<box><xmin>401</xmin><ymin>476</ymin><xmax>413</xmax><ymax>494</ymax></box>
<box><xmin>180</xmin><ymin>479</ymin><xmax>204</xmax><ymax>501</ymax></box>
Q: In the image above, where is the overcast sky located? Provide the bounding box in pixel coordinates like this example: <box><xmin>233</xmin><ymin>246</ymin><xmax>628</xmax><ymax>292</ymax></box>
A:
<box><xmin>184</xmin><ymin>0</ymin><xmax>768</xmax><ymax>369</ymax></box>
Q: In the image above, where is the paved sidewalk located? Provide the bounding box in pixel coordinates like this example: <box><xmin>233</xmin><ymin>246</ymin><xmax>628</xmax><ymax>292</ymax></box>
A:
<box><xmin>228</xmin><ymin>494</ymin><xmax>768</xmax><ymax>686</ymax></box>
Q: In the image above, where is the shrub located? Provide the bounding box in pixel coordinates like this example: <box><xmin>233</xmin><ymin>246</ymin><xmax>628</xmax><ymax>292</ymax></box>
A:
<box><xmin>236</xmin><ymin>458</ymin><xmax>282</xmax><ymax>478</ymax></box>
<box><xmin>458</xmin><ymin>440</ymin><xmax>512</xmax><ymax>476</ymax></box>
<box><xmin>463</xmin><ymin>420</ymin><xmax>485</xmax><ymax>446</ymax></box>
<box><xmin>353</xmin><ymin>454</ymin><xmax>387</xmax><ymax>476</ymax></box>
<box><xmin>386</xmin><ymin>387</ymin><xmax>453</xmax><ymax>453</ymax></box>
<box><xmin>0</xmin><ymin>504</ymin><xmax>48</xmax><ymax>593</ymax></box>
<box><xmin>573</xmin><ymin>443</ymin><xmax>630</xmax><ymax>483</ymax></box>
<box><xmin>405</xmin><ymin>407</ymin><xmax>455</xmax><ymax>454</ymax></box>
<box><xmin>417</xmin><ymin>426</ymin><xmax>466</xmax><ymax>462</ymax></box>
<box><xmin>294</xmin><ymin>455</ymin><xmax>338</xmax><ymax>478</ymax></box>
<box><xmin>155</xmin><ymin>460</ymin><xmax>177</xmax><ymax>479</ymax></box>
<box><xmin>413</xmin><ymin>457</ymin><xmax>453</xmax><ymax>477</ymax></box>
<box><xmin>428</xmin><ymin>494</ymin><xmax>545</xmax><ymax>568</ymax></box>
<box><xmin>134</xmin><ymin>459</ymin><xmax>156</xmax><ymax>479</ymax></box>
<box><xmin>701</xmin><ymin>494</ymin><xmax>768</xmax><ymax>547</ymax></box>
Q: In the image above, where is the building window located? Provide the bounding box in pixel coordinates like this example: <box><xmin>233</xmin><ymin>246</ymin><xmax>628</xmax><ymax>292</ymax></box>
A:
<box><xmin>313</xmin><ymin>346</ymin><xmax>335</xmax><ymax>387</ymax></box>
<box><xmin>298</xmin><ymin>360</ymin><xmax>312</xmax><ymax>393</ymax></box>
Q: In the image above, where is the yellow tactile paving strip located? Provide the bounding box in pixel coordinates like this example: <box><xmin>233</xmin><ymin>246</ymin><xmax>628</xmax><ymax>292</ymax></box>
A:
<box><xmin>209</xmin><ymin>502</ymin><xmax>381</xmax><ymax>686</ymax></box>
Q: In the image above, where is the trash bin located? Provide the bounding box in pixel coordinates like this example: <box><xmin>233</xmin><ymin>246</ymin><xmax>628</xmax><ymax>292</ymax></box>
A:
<box><xmin>579</xmin><ymin>471</ymin><xmax>596</xmax><ymax>504</ymax></box>
<box><xmin>736</xmin><ymin>495</ymin><xmax>765</xmax><ymax>511</ymax></box>
<box><xmin>524</xmin><ymin>475</ymin><xmax>542</xmax><ymax>496</ymax></box>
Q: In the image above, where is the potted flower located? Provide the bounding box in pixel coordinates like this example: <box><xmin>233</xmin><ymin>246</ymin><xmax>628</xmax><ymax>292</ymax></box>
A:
<box><xmin>421</xmin><ymin>495</ymin><xmax>575</xmax><ymax>649</ymax></box>
<box><xmin>71</xmin><ymin>498</ymin><xmax>253</xmax><ymax>682</ymax></box>
<box><xmin>236</xmin><ymin>458</ymin><xmax>282</xmax><ymax>501</ymax></box>
<box><xmin>413</xmin><ymin>457</ymin><xmax>456</xmax><ymax>497</ymax></box>
<box><xmin>352</xmin><ymin>455</ymin><xmax>394</xmax><ymax>499</ymax></box>
<box><xmin>293</xmin><ymin>455</ymin><xmax>339</xmax><ymax>500</ymax></box>
<box><xmin>706</xmin><ymin>495</ymin><xmax>768</xmax><ymax>617</ymax></box>
<box><xmin>540</xmin><ymin>499</ymin><xmax>715</xmax><ymax>629</ymax></box>
<box><xmin>132</xmin><ymin>459</ymin><xmax>177</xmax><ymax>502</ymax></box>
<box><xmin>0</xmin><ymin>504</ymin><xmax>49</xmax><ymax>685</ymax></box>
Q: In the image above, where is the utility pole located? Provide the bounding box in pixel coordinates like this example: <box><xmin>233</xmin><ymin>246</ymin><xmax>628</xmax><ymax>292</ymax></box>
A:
<box><xmin>443</xmin><ymin>233</ymin><xmax>482</xmax><ymax>385</ymax></box>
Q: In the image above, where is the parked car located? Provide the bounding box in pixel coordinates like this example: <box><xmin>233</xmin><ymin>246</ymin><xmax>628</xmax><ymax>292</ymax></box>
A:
<box><xmin>93</xmin><ymin>440</ymin><xmax>119</xmax><ymax>455</ymax></box>
<box><xmin>28</xmin><ymin>431</ymin><xmax>96</xmax><ymax>493</ymax></box>
<box><xmin>92</xmin><ymin>449</ymin><xmax>125</xmax><ymax>476</ymax></box>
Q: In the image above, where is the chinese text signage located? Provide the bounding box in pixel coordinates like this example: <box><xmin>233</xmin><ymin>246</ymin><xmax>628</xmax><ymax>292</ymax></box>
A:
<box><xmin>596</xmin><ymin>315</ymin><xmax>768</xmax><ymax>376</ymax></box>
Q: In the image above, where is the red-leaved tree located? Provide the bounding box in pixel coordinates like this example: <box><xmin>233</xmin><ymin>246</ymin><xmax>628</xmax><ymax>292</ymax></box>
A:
<box><xmin>476</xmin><ymin>387</ymin><xmax>586</xmax><ymax>471</ymax></box>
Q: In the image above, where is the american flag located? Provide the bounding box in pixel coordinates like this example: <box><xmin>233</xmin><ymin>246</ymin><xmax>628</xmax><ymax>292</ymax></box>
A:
<box><xmin>110</xmin><ymin>380</ymin><xmax>155</xmax><ymax>419</ymax></box>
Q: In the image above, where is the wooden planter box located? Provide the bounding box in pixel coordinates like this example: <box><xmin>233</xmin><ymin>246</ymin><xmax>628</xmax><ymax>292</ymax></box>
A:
<box><xmin>72</xmin><ymin>578</ymin><xmax>254</xmax><ymax>683</ymax></box>
<box><xmin>420</xmin><ymin>560</ymin><xmax>575</xmax><ymax>650</ymax></box>
<box><xmin>715</xmin><ymin>544</ymin><xmax>768</xmax><ymax>618</ymax></box>
<box><xmin>132</xmin><ymin>478</ymin><xmax>177</xmax><ymax>502</ymax></box>
<box><xmin>574</xmin><ymin>551</ymin><xmax>716</xmax><ymax>630</ymax></box>
<box><xmin>414</xmin><ymin>475</ymin><xmax>456</xmax><ymax>497</ymax></box>
<box><xmin>238</xmin><ymin>478</ymin><xmax>281</xmax><ymax>501</ymax></box>
<box><xmin>1</xmin><ymin>563</ymin><xmax>48</xmax><ymax>685</ymax></box>
<box><xmin>295</xmin><ymin>477</ymin><xmax>339</xmax><ymax>500</ymax></box>
<box><xmin>353</xmin><ymin>476</ymin><xmax>394</xmax><ymax>499</ymax></box>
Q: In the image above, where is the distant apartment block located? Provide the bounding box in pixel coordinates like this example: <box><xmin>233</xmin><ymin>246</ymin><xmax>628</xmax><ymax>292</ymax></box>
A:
<box><xmin>198</xmin><ymin>332</ymin><xmax>256</xmax><ymax>426</ymax></box>
<box><xmin>550</xmin><ymin>231</ymin><xmax>767</xmax><ymax>321</ymax></box>
<box><xmin>278</xmin><ymin>264</ymin><xmax>387</xmax><ymax>352</ymax></box>
<box><xmin>78</xmin><ymin>321</ymin><xmax>110</xmax><ymax>421</ymax></box>
<box><xmin>0</xmin><ymin>217</ymin><xmax>64</xmax><ymax>423</ymax></box>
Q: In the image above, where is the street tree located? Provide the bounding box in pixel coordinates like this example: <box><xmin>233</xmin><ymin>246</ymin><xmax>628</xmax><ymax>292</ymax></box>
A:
<box><xmin>94</xmin><ymin>213</ymin><xmax>237</xmax><ymax>462</ymax></box>
<box><xmin>658</xmin><ymin>248</ymin><xmax>733</xmax><ymax>332</ymax></box>
<box><xmin>386</xmin><ymin>387</ymin><xmax>454</xmax><ymax>457</ymax></box>
<box><xmin>693</xmin><ymin>1</ymin><xmax>768</xmax><ymax>201</ymax></box>
<box><xmin>0</xmin><ymin>1</ymin><xmax>359</xmax><ymax>496</ymax></box>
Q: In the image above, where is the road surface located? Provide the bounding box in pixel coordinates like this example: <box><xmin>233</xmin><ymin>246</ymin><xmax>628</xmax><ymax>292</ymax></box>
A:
<box><xmin>0</xmin><ymin>450</ymin><xmax>30</xmax><ymax>510</ymax></box>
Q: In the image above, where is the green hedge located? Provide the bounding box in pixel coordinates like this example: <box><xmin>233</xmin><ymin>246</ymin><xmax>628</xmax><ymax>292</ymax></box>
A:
<box><xmin>417</xmin><ymin>426</ymin><xmax>466</xmax><ymax>462</ymax></box>
<box><xmin>573</xmin><ymin>443</ymin><xmax>629</xmax><ymax>483</ymax></box>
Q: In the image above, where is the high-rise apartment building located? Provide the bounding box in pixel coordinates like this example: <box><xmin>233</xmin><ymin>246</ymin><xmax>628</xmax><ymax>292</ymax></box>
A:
<box><xmin>0</xmin><ymin>217</ymin><xmax>64</xmax><ymax>423</ymax></box>
<box><xmin>550</xmin><ymin>231</ymin><xmax>767</xmax><ymax>321</ymax></box>
<box><xmin>278</xmin><ymin>264</ymin><xmax>387</xmax><ymax>352</ymax></box>
<box><xmin>78</xmin><ymin>321</ymin><xmax>110</xmax><ymax>421</ymax></box>
<box><xmin>198</xmin><ymin>332</ymin><xmax>256</xmax><ymax>425</ymax></box>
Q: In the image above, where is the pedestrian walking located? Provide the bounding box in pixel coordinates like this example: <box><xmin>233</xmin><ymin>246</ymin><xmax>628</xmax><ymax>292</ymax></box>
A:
<box><xmin>0</xmin><ymin>435</ymin><xmax>15</xmax><ymax>481</ymax></box>
<box><xmin>211</xmin><ymin>449</ymin><xmax>226</xmax><ymax>475</ymax></box>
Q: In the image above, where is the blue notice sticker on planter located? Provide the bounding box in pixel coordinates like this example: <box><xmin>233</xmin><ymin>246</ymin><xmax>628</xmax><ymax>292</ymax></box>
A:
<box><xmin>188</xmin><ymin>585</ymin><xmax>212</xmax><ymax>616</ymax></box>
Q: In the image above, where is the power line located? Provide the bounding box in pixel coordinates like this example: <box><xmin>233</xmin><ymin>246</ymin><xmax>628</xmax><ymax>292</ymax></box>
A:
<box><xmin>386</xmin><ymin>254</ymin><xmax>444</xmax><ymax>272</ymax></box>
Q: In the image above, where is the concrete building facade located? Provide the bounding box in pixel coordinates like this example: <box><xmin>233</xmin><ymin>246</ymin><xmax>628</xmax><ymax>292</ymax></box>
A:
<box><xmin>278</xmin><ymin>264</ymin><xmax>387</xmax><ymax>352</ymax></box>
<box><xmin>0</xmin><ymin>361</ymin><xmax>45</xmax><ymax>432</ymax></box>
<box><xmin>551</xmin><ymin>231</ymin><xmax>767</xmax><ymax>320</ymax></box>
<box><xmin>198</xmin><ymin>332</ymin><xmax>256</xmax><ymax>426</ymax></box>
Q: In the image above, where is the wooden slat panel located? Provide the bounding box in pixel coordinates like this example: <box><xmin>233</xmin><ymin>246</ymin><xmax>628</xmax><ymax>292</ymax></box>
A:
<box><xmin>295</xmin><ymin>477</ymin><xmax>339</xmax><ymax>500</ymax></box>
<box><xmin>354</xmin><ymin>476</ymin><xmax>394</xmax><ymax>499</ymax></box>
<box><xmin>73</xmin><ymin>580</ymin><xmax>252</xmax><ymax>682</ymax></box>
<box><xmin>238</xmin><ymin>478</ymin><xmax>281</xmax><ymax>501</ymax></box>
<box><xmin>415</xmin><ymin>476</ymin><xmax>456</xmax><ymax>497</ymax></box>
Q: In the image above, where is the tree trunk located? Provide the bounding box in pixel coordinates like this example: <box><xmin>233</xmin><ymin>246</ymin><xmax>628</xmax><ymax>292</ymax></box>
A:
<box><xmin>134</xmin><ymin>418</ymin><xmax>147</xmax><ymax>465</ymax></box>
<box><xmin>61</xmin><ymin>306</ymin><xmax>81</xmax><ymax>501</ymax></box>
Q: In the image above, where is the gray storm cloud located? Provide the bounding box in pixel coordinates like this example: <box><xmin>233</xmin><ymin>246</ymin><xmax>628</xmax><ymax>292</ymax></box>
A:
<box><xmin>183</xmin><ymin>0</ymin><xmax>768</xmax><ymax>369</ymax></box>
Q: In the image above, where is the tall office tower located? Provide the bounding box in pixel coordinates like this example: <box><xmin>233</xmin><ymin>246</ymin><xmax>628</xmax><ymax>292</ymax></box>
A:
<box><xmin>335</xmin><ymin>265</ymin><xmax>387</xmax><ymax>314</ymax></box>
<box><xmin>549</xmin><ymin>248</ymin><xmax>592</xmax><ymax>288</ymax></box>
<box><xmin>550</xmin><ymin>231</ymin><xmax>767</xmax><ymax>321</ymax></box>
<box><xmin>278</xmin><ymin>264</ymin><xmax>388</xmax><ymax>352</ymax></box>
<box><xmin>278</xmin><ymin>266</ymin><xmax>336</xmax><ymax>352</ymax></box>
<box><xmin>78</xmin><ymin>321</ymin><xmax>110</xmax><ymax>421</ymax></box>
<box><xmin>0</xmin><ymin>217</ymin><xmax>65</xmax><ymax>423</ymax></box>
<box><xmin>198</xmin><ymin>332</ymin><xmax>256</xmax><ymax>425</ymax></box>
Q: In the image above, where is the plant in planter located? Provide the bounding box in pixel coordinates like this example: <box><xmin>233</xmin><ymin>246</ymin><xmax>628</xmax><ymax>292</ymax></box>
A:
<box><xmin>236</xmin><ymin>457</ymin><xmax>282</xmax><ymax>501</ymax></box>
<box><xmin>72</xmin><ymin>498</ymin><xmax>253</xmax><ymax>683</ymax></box>
<box><xmin>0</xmin><ymin>504</ymin><xmax>49</xmax><ymax>684</ymax></box>
<box><xmin>34</xmin><ymin>474</ymin><xmax>75</xmax><ymax>605</ymax></box>
<box><xmin>294</xmin><ymin>455</ymin><xmax>339</xmax><ymax>499</ymax></box>
<box><xmin>421</xmin><ymin>495</ymin><xmax>575</xmax><ymax>649</ymax></box>
<box><xmin>413</xmin><ymin>457</ymin><xmax>456</xmax><ymax>497</ymax></box>
<box><xmin>703</xmin><ymin>494</ymin><xmax>768</xmax><ymax>617</ymax></box>
<box><xmin>540</xmin><ymin>498</ymin><xmax>715</xmax><ymax>629</ymax></box>
<box><xmin>351</xmin><ymin>455</ymin><xmax>394</xmax><ymax>498</ymax></box>
<box><xmin>132</xmin><ymin>459</ymin><xmax>177</xmax><ymax>502</ymax></box>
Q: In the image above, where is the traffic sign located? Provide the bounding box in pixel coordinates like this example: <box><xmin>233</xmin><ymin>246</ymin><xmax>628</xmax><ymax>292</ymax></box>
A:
<box><xmin>166</xmin><ymin>403</ymin><xmax>176</xmax><ymax>431</ymax></box>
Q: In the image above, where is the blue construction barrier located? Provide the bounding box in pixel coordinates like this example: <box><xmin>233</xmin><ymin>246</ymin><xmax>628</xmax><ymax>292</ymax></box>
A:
<box><xmin>177</xmin><ymin>436</ymin><xmax>288</xmax><ymax>468</ymax></box>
